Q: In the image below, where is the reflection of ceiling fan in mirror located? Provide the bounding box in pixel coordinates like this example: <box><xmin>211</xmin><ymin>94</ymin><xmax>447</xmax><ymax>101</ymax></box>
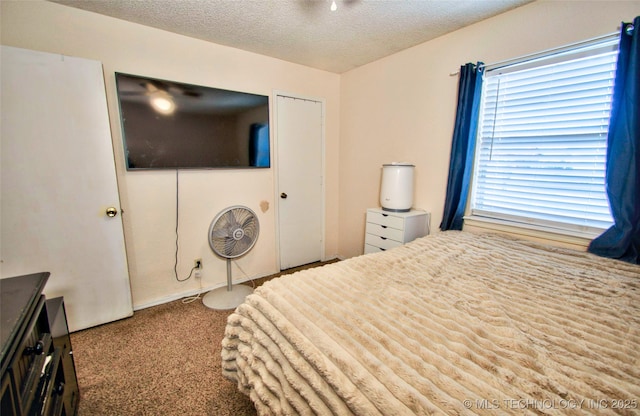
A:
<box><xmin>118</xmin><ymin>78</ymin><xmax>201</xmax><ymax>98</ymax></box>
<box><xmin>115</xmin><ymin>73</ymin><xmax>269</xmax><ymax>117</ymax></box>
<box><xmin>118</xmin><ymin>78</ymin><xmax>203</xmax><ymax>115</ymax></box>
<box><xmin>144</xmin><ymin>82</ymin><xmax>176</xmax><ymax>114</ymax></box>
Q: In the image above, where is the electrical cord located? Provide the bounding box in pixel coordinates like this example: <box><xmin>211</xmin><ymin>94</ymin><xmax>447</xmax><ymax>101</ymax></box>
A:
<box><xmin>181</xmin><ymin>273</ymin><xmax>202</xmax><ymax>304</ymax></box>
<box><xmin>173</xmin><ymin>169</ymin><xmax>194</xmax><ymax>283</ymax></box>
<box><xmin>233</xmin><ymin>260</ymin><xmax>256</xmax><ymax>289</ymax></box>
<box><xmin>172</xmin><ymin>170</ymin><xmax>253</xmax><ymax>297</ymax></box>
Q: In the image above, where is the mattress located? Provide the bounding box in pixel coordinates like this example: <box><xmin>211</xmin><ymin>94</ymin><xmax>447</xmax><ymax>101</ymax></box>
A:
<box><xmin>222</xmin><ymin>231</ymin><xmax>640</xmax><ymax>415</ymax></box>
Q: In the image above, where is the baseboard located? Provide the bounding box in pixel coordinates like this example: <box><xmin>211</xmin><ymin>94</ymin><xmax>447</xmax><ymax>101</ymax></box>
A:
<box><xmin>133</xmin><ymin>275</ymin><xmax>262</xmax><ymax>311</ymax></box>
<box><xmin>133</xmin><ymin>259</ymin><xmax>341</xmax><ymax>311</ymax></box>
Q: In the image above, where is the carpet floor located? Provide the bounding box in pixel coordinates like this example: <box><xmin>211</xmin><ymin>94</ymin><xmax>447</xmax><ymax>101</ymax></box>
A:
<box><xmin>70</xmin><ymin>261</ymin><xmax>335</xmax><ymax>416</ymax></box>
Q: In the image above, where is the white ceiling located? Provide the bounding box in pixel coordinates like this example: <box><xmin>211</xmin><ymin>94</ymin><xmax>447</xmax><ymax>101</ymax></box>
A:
<box><xmin>51</xmin><ymin>0</ymin><xmax>534</xmax><ymax>73</ymax></box>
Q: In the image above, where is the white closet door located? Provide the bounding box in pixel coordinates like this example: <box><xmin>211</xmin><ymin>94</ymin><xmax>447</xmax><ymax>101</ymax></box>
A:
<box><xmin>1</xmin><ymin>46</ymin><xmax>133</xmax><ymax>331</ymax></box>
<box><xmin>276</xmin><ymin>95</ymin><xmax>323</xmax><ymax>270</ymax></box>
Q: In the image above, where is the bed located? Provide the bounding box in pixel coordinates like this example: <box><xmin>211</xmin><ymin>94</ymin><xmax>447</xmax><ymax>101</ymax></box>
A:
<box><xmin>221</xmin><ymin>231</ymin><xmax>640</xmax><ymax>415</ymax></box>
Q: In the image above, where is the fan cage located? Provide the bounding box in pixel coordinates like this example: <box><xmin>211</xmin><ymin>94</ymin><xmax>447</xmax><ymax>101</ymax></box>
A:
<box><xmin>208</xmin><ymin>205</ymin><xmax>259</xmax><ymax>259</ymax></box>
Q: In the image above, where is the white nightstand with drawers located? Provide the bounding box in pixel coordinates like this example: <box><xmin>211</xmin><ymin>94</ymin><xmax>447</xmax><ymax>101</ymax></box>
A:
<box><xmin>364</xmin><ymin>208</ymin><xmax>430</xmax><ymax>254</ymax></box>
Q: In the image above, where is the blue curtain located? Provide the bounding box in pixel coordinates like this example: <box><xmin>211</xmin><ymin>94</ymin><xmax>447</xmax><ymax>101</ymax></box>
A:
<box><xmin>589</xmin><ymin>17</ymin><xmax>640</xmax><ymax>264</ymax></box>
<box><xmin>440</xmin><ymin>62</ymin><xmax>484</xmax><ymax>231</ymax></box>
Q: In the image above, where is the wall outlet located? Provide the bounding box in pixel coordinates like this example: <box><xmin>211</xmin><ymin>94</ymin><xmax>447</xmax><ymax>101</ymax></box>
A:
<box><xmin>194</xmin><ymin>258</ymin><xmax>202</xmax><ymax>270</ymax></box>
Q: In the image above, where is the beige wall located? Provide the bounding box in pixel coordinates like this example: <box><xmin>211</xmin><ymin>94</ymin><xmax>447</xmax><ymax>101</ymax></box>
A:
<box><xmin>0</xmin><ymin>0</ymin><xmax>340</xmax><ymax>308</ymax></box>
<box><xmin>3</xmin><ymin>0</ymin><xmax>639</xmax><ymax>307</ymax></box>
<box><xmin>338</xmin><ymin>0</ymin><xmax>640</xmax><ymax>258</ymax></box>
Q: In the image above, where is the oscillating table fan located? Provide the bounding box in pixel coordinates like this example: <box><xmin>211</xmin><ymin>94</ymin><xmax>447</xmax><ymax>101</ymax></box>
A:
<box><xmin>202</xmin><ymin>205</ymin><xmax>259</xmax><ymax>310</ymax></box>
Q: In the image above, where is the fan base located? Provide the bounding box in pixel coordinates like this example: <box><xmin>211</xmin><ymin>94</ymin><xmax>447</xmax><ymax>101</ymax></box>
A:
<box><xmin>202</xmin><ymin>284</ymin><xmax>254</xmax><ymax>310</ymax></box>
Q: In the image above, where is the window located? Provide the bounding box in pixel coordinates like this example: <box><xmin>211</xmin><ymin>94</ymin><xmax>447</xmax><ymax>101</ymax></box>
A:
<box><xmin>469</xmin><ymin>38</ymin><xmax>620</xmax><ymax>237</ymax></box>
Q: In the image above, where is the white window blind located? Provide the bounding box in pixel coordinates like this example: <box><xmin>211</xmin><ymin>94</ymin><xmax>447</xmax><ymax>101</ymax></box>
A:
<box><xmin>470</xmin><ymin>39</ymin><xmax>619</xmax><ymax>236</ymax></box>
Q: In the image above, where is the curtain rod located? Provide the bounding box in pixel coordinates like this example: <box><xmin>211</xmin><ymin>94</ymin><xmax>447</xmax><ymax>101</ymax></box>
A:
<box><xmin>449</xmin><ymin>30</ymin><xmax>621</xmax><ymax>76</ymax></box>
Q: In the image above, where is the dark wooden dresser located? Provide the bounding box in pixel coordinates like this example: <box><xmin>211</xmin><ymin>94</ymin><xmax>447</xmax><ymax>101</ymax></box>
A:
<box><xmin>1</xmin><ymin>272</ymin><xmax>78</xmax><ymax>416</ymax></box>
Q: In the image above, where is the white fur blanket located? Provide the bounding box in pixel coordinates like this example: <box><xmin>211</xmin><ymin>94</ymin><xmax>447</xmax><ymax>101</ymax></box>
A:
<box><xmin>222</xmin><ymin>231</ymin><xmax>640</xmax><ymax>415</ymax></box>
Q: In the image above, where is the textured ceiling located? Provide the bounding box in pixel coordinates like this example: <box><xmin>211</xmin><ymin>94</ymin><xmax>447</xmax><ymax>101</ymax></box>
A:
<box><xmin>51</xmin><ymin>0</ymin><xmax>534</xmax><ymax>73</ymax></box>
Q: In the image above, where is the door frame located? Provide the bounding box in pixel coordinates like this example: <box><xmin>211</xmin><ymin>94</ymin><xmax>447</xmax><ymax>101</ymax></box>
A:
<box><xmin>272</xmin><ymin>91</ymin><xmax>326</xmax><ymax>271</ymax></box>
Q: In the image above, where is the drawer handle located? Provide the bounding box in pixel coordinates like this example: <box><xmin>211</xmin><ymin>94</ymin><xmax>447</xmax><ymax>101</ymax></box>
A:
<box><xmin>380</xmin><ymin>237</ymin><xmax>387</xmax><ymax>240</ymax></box>
<box><xmin>381</xmin><ymin>225</ymin><xmax>387</xmax><ymax>229</ymax></box>
<box><xmin>55</xmin><ymin>381</ymin><xmax>65</xmax><ymax>396</ymax></box>
<box><xmin>24</xmin><ymin>340</ymin><xmax>45</xmax><ymax>356</ymax></box>
<box><xmin>382</xmin><ymin>213</ymin><xmax>388</xmax><ymax>217</ymax></box>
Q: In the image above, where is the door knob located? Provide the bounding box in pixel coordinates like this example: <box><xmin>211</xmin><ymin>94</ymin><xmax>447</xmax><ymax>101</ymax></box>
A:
<box><xmin>280</xmin><ymin>193</ymin><xmax>288</xmax><ymax>199</ymax></box>
<box><xmin>106</xmin><ymin>207</ymin><xmax>118</xmax><ymax>217</ymax></box>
